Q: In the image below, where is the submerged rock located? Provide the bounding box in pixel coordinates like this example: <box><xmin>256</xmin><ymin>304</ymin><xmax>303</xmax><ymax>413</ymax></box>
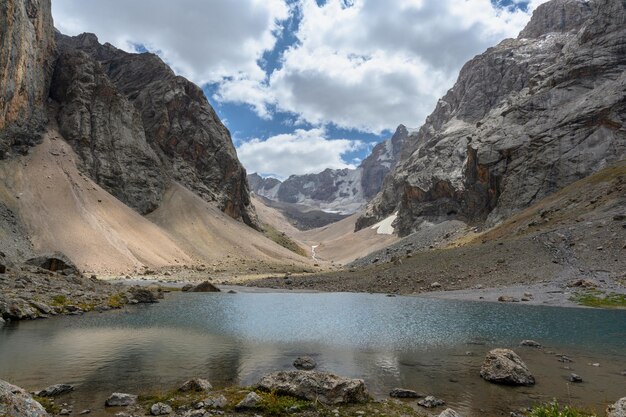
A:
<box><xmin>607</xmin><ymin>397</ymin><xmax>626</xmax><ymax>417</ymax></box>
<box><xmin>179</xmin><ymin>378</ymin><xmax>212</xmax><ymax>393</ymax></box>
<box><xmin>480</xmin><ymin>349</ymin><xmax>535</xmax><ymax>386</ymax></box>
<box><xmin>293</xmin><ymin>356</ymin><xmax>317</xmax><ymax>370</ymax></box>
<box><xmin>33</xmin><ymin>384</ymin><xmax>74</xmax><ymax>397</ymax></box>
<box><xmin>418</xmin><ymin>396</ymin><xmax>445</xmax><ymax>408</ymax></box>
<box><xmin>257</xmin><ymin>371</ymin><xmax>369</xmax><ymax>404</ymax></box>
<box><xmin>389</xmin><ymin>388</ymin><xmax>422</xmax><ymax>398</ymax></box>
<box><xmin>104</xmin><ymin>392</ymin><xmax>138</xmax><ymax>407</ymax></box>
<box><xmin>0</xmin><ymin>379</ymin><xmax>49</xmax><ymax>417</ymax></box>
<box><xmin>235</xmin><ymin>392</ymin><xmax>262</xmax><ymax>409</ymax></box>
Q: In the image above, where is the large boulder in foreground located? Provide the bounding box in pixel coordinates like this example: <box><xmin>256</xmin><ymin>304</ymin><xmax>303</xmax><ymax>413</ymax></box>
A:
<box><xmin>257</xmin><ymin>371</ymin><xmax>369</xmax><ymax>404</ymax></box>
<box><xmin>480</xmin><ymin>349</ymin><xmax>535</xmax><ymax>386</ymax></box>
<box><xmin>0</xmin><ymin>379</ymin><xmax>49</xmax><ymax>417</ymax></box>
<box><xmin>608</xmin><ymin>397</ymin><xmax>626</xmax><ymax>417</ymax></box>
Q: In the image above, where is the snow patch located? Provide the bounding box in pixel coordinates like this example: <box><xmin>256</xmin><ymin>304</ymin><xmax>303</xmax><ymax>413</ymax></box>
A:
<box><xmin>371</xmin><ymin>213</ymin><xmax>397</xmax><ymax>235</ymax></box>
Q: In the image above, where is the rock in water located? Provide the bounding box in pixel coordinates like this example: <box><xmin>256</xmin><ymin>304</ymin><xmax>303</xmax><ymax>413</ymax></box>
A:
<box><xmin>569</xmin><ymin>373</ymin><xmax>583</xmax><ymax>383</ymax></box>
<box><xmin>0</xmin><ymin>379</ymin><xmax>49</xmax><ymax>417</ymax></box>
<box><xmin>178</xmin><ymin>378</ymin><xmax>213</xmax><ymax>392</ymax></box>
<box><xmin>150</xmin><ymin>402</ymin><xmax>173</xmax><ymax>416</ymax></box>
<box><xmin>418</xmin><ymin>396</ymin><xmax>445</xmax><ymax>408</ymax></box>
<box><xmin>128</xmin><ymin>287</ymin><xmax>158</xmax><ymax>303</ymax></box>
<box><xmin>33</xmin><ymin>384</ymin><xmax>74</xmax><ymax>397</ymax></box>
<box><xmin>608</xmin><ymin>398</ymin><xmax>626</xmax><ymax>417</ymax></box>
<box><xmin>438</xmin><ymin>409</ymin><xmax>461</xmax><ymax>417</ymax></box>
<box><xmin>389</xmin><ymin>388</ymin><xmax>422</xmax><ymax>398</ymax></box>
<box><xmin>257</xmin><ymin>371</ymin><xmax>369</xmax><ymax>404</ymax></box>
<box><xmin>520</xmin><ymin>340</ymin><xmax>542</xmax><ymax>348</ymax></box>
<box><xmin>235</xmin><ymin>392</ymin><xmax>262</xmax><ymax>409</ymax></box>
<box><xmin>293</xmin><ymin>356</ymin><xmax>317</xmax><ymax>370</ymax></box>
<box><xmin>480</xmin><ymin>349</ymin><xmax>535</xmax><ymax>386</ymax></box>
<box><xmin>104</xmin><ymin>393</ymin><xmax>138</xmax><ymax>407</ymax></box>
<box><xmin>190</xmin><ymin>281</ymin><xmax>220</xmax><ymax>293</ymax></box>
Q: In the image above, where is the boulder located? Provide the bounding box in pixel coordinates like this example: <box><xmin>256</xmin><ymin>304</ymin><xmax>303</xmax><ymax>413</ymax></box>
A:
<box><xmin>480</xmin><ymin>349</ymin><xmax>535</xmax><ymax>386</ymax></box>
<box><xmin>104</xmin><ymin>393</ymin><xmax>138</xmax><ymax>407</ymax></box>
<box><xmin>150</xmin><ymin>402</ymin><xmax>172</xmax><ymax>416</ymax></box>
<box><xmin>389</xmin><ymin>388</ymin><xmax>422</xmax><ymax>398</ymax></box>
<box><xmin>178</xmin><ymin>378</ymin><xmax>212</xmax><ymax>393</ymax></box>
<box><xmin>438</xmin><ymin>409</ymin><xmax>461</xmax><ymax>417</ymax></box>
<box><xmin>33</xmin><ymin>384</ymin><xmax>74</xmax><ymax>397</ymax></box>
<box><xmin>257</xmin><ymin>371</ymin><xmax>369</xmax><ymax>404</ymax></box>
<box><xmin>190</xmin><ymin>281</ymin><xmax>220</xmax><ymax>293</ymax></box>
<box><xmin>235</xmin><ymin>392</ymin><xmax>262</xmax><ymax>409</ymax></box>
<box><xmin>25</xmin><ymin>253</ymin><xmax>79</xmax><ymax>275</ymax></box>
<box><xmin>128</xmin><ymin>287</ymin><xmax>158</xmax><ymax>304</ymax></box>
<box><xmin>293</xmin><ymin>356</ymin><xmax>317</xmax><ymax>370</ymax></box>
<box><xmin>0</xmin><ymin>379</ymin><xmax>49</xmax><ymax>417</ymax></box>
<box><xmin>181</xmin><ymin>284</ymin><xmax>194</xmax><ymax>292</ymax></box>
<box><xmin>607</xmin><ymin>397</ymin><xmax>626</xmax><ymax>417</ymax></box>
<box><xmin>203</xmin><ymin>395</ymin><xmax>228</xmax><ymax>409</ymax></box>
<box><xmin>569</xmin><ymin>373</ymin><xmax>583</xmax><ymax>383</ymax></box>
<box><xmin>418</xmin><ymin>396</ymin><xmax>445</xmax><ymax>408</ymax></box>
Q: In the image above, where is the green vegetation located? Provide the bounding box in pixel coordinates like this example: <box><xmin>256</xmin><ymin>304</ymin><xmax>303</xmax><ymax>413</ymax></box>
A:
<box><xmin>258</xmin><ymin>391</ymin><xmax>310</xmax><ymax>416</ymax></box>
<box><xmin>50</xmin><ymin>294</ymin><xmax>68</xmax><ymax>307</ymax></box>
<box><xmin>528</xmin><ymin>401</ymin><xmax>596</xmax><ymax>417</ymax></box>
<box><xmin>571</xmin><ymin>290</ymin><xmax>626</xmax><ymax>309</ymax></box>
<box><xmin>107</xmin><ymin>293</ymin><xmax>126</xmax><ymax>309</ymax></box>
<box><xmin>261</xmin><ymin>223</ymin><xmax>308</xmax><ymax>257</ymax></box>
<box><xmin>34</xmin><ymin>396</ymin><xmax>61</xmax><ymax>415</ymax></box>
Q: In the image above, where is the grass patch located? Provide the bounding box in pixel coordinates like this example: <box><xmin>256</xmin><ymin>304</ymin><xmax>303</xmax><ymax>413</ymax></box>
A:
<box><xmin>34</xmin><ymin>396</ymin><xmax>61</xmax><ymax>415</ymax></box>
<box><xmin>571</xmin><ymin>291</ymin><xmax>626</xmax><ymax>308</ymax></box>
<box><xmin>261</xmin><ymin>223</ymin><xmax>308</xmax><ymax>257</ymax></box>
<box><xmin>529</xmin><ymin>401</ymin><xmax>597</xmax><ymax>417</ymax></box>
<box><xmin>50</xmin><ymin>294</ymin><xmax>69</xmax><ymax>307</ymax></box>
<box><xmin>107</xmin><ymin>293</ymin><xmax>126</xmax><ymax>309</ymax></box>
<box><xmin>258</xmin><ymin>391</ymin><xmax>311</xmax><ymax>416</ymax></box>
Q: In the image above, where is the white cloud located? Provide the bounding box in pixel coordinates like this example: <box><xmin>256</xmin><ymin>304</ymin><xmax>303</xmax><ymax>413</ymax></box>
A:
<box><xmin>236</xmin><ymin>128</ymin><xmax>364</xmax><ymax>178</ymax></box>
<box><xmin>51</xmin><ymin>0</ymin><xmax>289</xmax><ymax>85</ymax></box>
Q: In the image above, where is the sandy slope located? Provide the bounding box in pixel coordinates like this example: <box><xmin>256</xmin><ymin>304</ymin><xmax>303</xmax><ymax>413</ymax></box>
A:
<box><xmin>0</xmin><ymin>131</ymin><xmax>193</xmax><ymax>274</ymax></box>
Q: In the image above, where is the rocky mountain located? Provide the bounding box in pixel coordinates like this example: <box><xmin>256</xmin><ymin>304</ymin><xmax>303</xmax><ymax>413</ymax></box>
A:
<box><xmin>357</xmin><ymin>0</ymin><xmax>626</xmax><ymax>235</ymax></box>
<box><xmin>249</xmin><ymin>125</ymin><xmax>410</xmax><ymax>215</ymax></box>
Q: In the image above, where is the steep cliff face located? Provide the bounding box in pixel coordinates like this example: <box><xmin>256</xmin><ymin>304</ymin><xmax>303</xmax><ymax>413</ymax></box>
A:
<box><xmin>249</xmin><ymin>125</ymin><xmax>409</xmax><ymax>215</ymax></box>
<box><xmin>358</xmin><ymin>0</ymin><xmax>626</xmax><ymax>235</ymax></box>
<box><xmin>0</xmin><ymin>0</ymin><xmax>55</xmax><ymax>157</ymax></box>
<box><xmin>52</xmin><ymin>33</ymin><xmax>257</xmax><ymax>226</ymax></box>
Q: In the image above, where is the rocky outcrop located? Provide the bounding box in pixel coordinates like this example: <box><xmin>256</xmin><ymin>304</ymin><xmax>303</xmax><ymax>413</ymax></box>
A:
<box><xmin>0</xmin><ymin>379</ymin><xmax>49</xmax><ymax>417</ymax></box>
<box><xmin>33</xmin><ymin>384</ymin><xmax>74</xmax><ymax>398</ymax></box>
<box><xmin>257</xmin><ymin>371</ymin><xmax>369</xmax><ymax>404</ymax></box>
<box><xmin>25</xmin><ymin>252</ymin><xmax>79</xmax><ymax>274</ymax></box>
<box><xmin>178</xmin><ymin>378</ymin><xmax>213</xmax><ymax>393</ymax></box>
<box><xmin>607</xmin><ymin>397</ymin><xmax>626</xmax><ymax>417</ymax></box>
<box><xmin>358</xmin><ymin>0</ymin><xmax>626</xmax><ymax>235</ymax></box>
<box><xmin>54</xmin><ymin>33</ymin><xmax>257</xmax><ymax>226</ymax></box>
<box><xmin>249</xmin><ymin>126</ymin><xmax>409</xmax><ymax>215</ymax></box>
<box><xmin>0</xmin><ymin>0</ymin><xmax>55</xmax><ymax>158</ymax></box>
<box><xmin>480</xmin><ymin>349</ymin><xmax>535</xmax><ymax>386</ymax></box>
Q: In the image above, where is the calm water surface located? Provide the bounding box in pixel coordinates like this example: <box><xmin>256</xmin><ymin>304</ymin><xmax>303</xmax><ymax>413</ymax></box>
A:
<box><xmin>1</xmin><ymin>291</ymin><xmax>625</xmax><ymax>416</ymax></box>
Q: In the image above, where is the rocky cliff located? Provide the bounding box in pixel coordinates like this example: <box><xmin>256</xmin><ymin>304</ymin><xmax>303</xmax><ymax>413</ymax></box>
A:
<box><xmin>358</xmin><ymin>0</ymin><xmax>626</xmax><ymax>235</ymax></box>
<box><xmin>0</xmin><ymin>0</ymin><xmax>55</xmax><ymax>157</ymax></box>
<box><xmin>249</xmin><ymin>125</ymin><xmax>409</xmax><ymax>215</ymax></box>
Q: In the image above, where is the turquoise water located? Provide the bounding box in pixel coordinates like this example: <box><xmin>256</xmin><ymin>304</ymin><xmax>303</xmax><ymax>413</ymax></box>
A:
<box><xmin>1</xmin><ymin>291</ymin><xmax>625</xmax><ymax>415</ymax></box>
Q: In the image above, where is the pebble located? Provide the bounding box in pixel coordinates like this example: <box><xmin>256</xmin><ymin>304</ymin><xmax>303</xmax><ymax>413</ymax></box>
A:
<box><xmin>569</xmin><ymin>373</ymin><xmax>583</xmax><ymax>383</ymax></box>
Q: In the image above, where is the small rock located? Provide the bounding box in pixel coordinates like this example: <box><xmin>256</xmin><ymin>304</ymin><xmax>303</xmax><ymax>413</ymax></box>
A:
<box><xmin>105</xmin><ymin>392</ymin><xmax>138</xmax><ymax>407</ymax></box>
<box><xmin>568</xmin><ymin>373</ymin><xmax>583</xmax><ymax>383</ymax></box>
<box><xmin>293</xmin><ymin>356</ymin><xmax>316</xmax><ymax>370</ymax></box>
<box><xmin>430</xmin><ymin>282</ymin><xmax>442</xmax><ymax>289</ymax></box>
<box><xmin>181</xmin><ymin>284</ymin><xmax>194</xmax><ymax>292</ymax></box>
<box><xmin>389</xmin><ymin>388</ymin><xmax>422</xmax><ymax>398</ymax></box>
<box><xmin>438</xmin><ymin>409</ymin><xmax>461</xmax><ymax>417</ymax></box>
<box><xmin>418</xmin><ymin>396</ymin><xmax>445</xmax><ymax>408</ymax></box>
<box><xmin>557</xmin><ymin>354</ymin><xmax>573</xmax><ymax>363</ymax></box>
<box><xmin>79</xmin><ymin>410</ymin><xmax>91</xmax><ymax>415</ymax></box>
<box><xmin>236</xmin><ymin>392</ymin><xmax>262</xmax><ymax>409</ymax></box>
<box><xmin>150</xmin><ymin>402</ymin><xmax>173</xmax><ymax>415</ymax></box>
<box><xmin>498</xmin><ymin>295</ymin><xmax>518</xmax><ymax>303</ymax></box>
<box><xmin>520</xmin><ymin>340</ymin><xmax>542</xmax><ymax>348</ymax></box>
<box><xmin>228</xmin><ymin>290</ymin><xmax>237</xmax><ymax>294</ymax></box>
<box><xmin>204</xmin><ymin>395</ymin><xmax>228</xmax><ymax>409</ymax></box>
<box><xmin>60</xmin><ymin>409</ymin><xmax>71</xmax><ymax>415</ymax></box>
<box><xmin>34</xmin><ymin>383</ymin><xmax>75</xmax><ymax>397</ymax></box>
<box><xmin>179</xmin><ymin>378</ymin><xmax>213</xmax><ymax>392</ymax></box>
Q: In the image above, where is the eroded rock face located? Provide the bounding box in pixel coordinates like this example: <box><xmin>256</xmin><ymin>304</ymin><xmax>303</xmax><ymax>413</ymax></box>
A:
<box><xmin>0</xmin><ymin>0</ymin><xmax>55</xmax><ymax>158</ymax></box>
<box><xmin>480</xmin><ymin>349</ymin><xmax>535</xmax><ymax>386</ymax></box>
<box><xmin>359</xmin><ymin>0</ymin><xmax>626</xmax><ymax>235</ymax></box>
<box><xmin>55</xmin><ymin>33</ymin><xmax>258</xmax><ymax>227</ymax></box>
<box><xmin>0</xmin><ymin>379</ymin><xmax>49</xmax><ymax>417</ymax></box>
<box><xmin>257</xmin><ymin>371</ymin><xmax>369</xmax><ymax>404</ymax></box>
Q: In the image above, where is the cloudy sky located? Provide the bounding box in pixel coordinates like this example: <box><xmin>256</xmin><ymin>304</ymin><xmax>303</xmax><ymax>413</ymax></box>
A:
<box><xmin>52</xmin><ymin>0</ymin><xmax>546</xmax><ymax>179</ymax></box>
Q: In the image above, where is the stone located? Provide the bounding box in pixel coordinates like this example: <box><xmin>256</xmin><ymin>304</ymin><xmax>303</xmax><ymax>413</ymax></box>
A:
<box><xmin>480</xmin><ymin>349</ymin><xmax>535</xmax><ymax>386</ymax></box>
<box><xmin>181</xmin><ymin>284</ymin><xmax>194</xmax><ymax>292</ymax></box>
<box><xmin>417</xmin><ymin>396</ymin><xmax>445</xmax><ymax>408</ymax></box>
<box><xmin>293</xmin><ymin>356</ymin><xmax>317</xmax><ymax>370</ymax></box>
<box><xmin>430</xmin><ymin>282</ymin><xmax>442</xmax><ymax>289</ymax></box>
<box><xmin>105</xmin><ymin>393</ymin><xmax>138</xmax><ymax>407</ymax></box>
<box><xmin>203</xmin><ymin>395</ymin><xmax>228</xmax><ymax>409</ymax></box>
<box><xmin>25</xmin><ymin>253</ymin><xmax>80</xmax><ymax>275</ymax></box>
<box><xmin>389</xmin><ymin>388</ymin><xmax>423</xmax><ymax>398</ymax></box>
<box><xmin>235</xmin><ymin>392</ymin><xmax>262</xmax><ymax>410</ymax></box>
<box><xmin>59</xmin><ymin>409</ymin><xmax>70</xmax><ymax>415</ymax></box>
<box><xmin>179</xmin><ymin>378</ymin><xmax>212</xmax><ymax>393</ymax></box>
<box><xmin>150</xmin><ymin>402</ymin><xmax>173</xmax><ymax>416</ymax></box>
<box><xmin>29</xmin><ymin>302</ymin><xmax>54</xmax><ymax>316</ymax></box>
<box><xmin>557</xmin><ymin>354</ymin><xmax>574</xmax><ymax>363</ymax></box>
<box><xmin>607</xmin><ymin>397</ymin><xmax>626</xmax><ymax>417</ymax></box>
<box><xmin>128</xmin><ymin>287</ymin><xmax>158</xmax><ymax>304</ymax></box>
<box><xmin>190</xmin><ymin>281</ymin><xmax>220</xmax><ymax>293</ymax></box>
<box><xmin>438</xmin><ymin>409</ymin><xmax>461</xmax><ymax>417</ymax></box>
<box><xmin>569</xmin><ymin>373</ymin><xmax>583</xmax><ymax>383</ymax></box>
<box><xmin>79</xmin><ymin>410</ymin><xmax>91</xmax><ymax>415</ymax></box>
<box><xmin>257</xmin><ymin>371</ymin><xmax>369</xmax><ymax>404</ymax></box>
<box><xmin>0</xmin><ymin>379</ymin><xmax>49</xmax><ymax>417</ymax></box>
<box><xmin>498</xmin><ymin>296</ymin><xmax>518</xmax><ymax>303</ymax></box>
<box><xmin>520</xmin><ymin>340</ymin><xmax>542</xmax><ymax>348</ymax></box>
<box><xmin>33</xmin><ymin>384</ymin><xmax>75</xmax><ymax>397</ymax></box>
